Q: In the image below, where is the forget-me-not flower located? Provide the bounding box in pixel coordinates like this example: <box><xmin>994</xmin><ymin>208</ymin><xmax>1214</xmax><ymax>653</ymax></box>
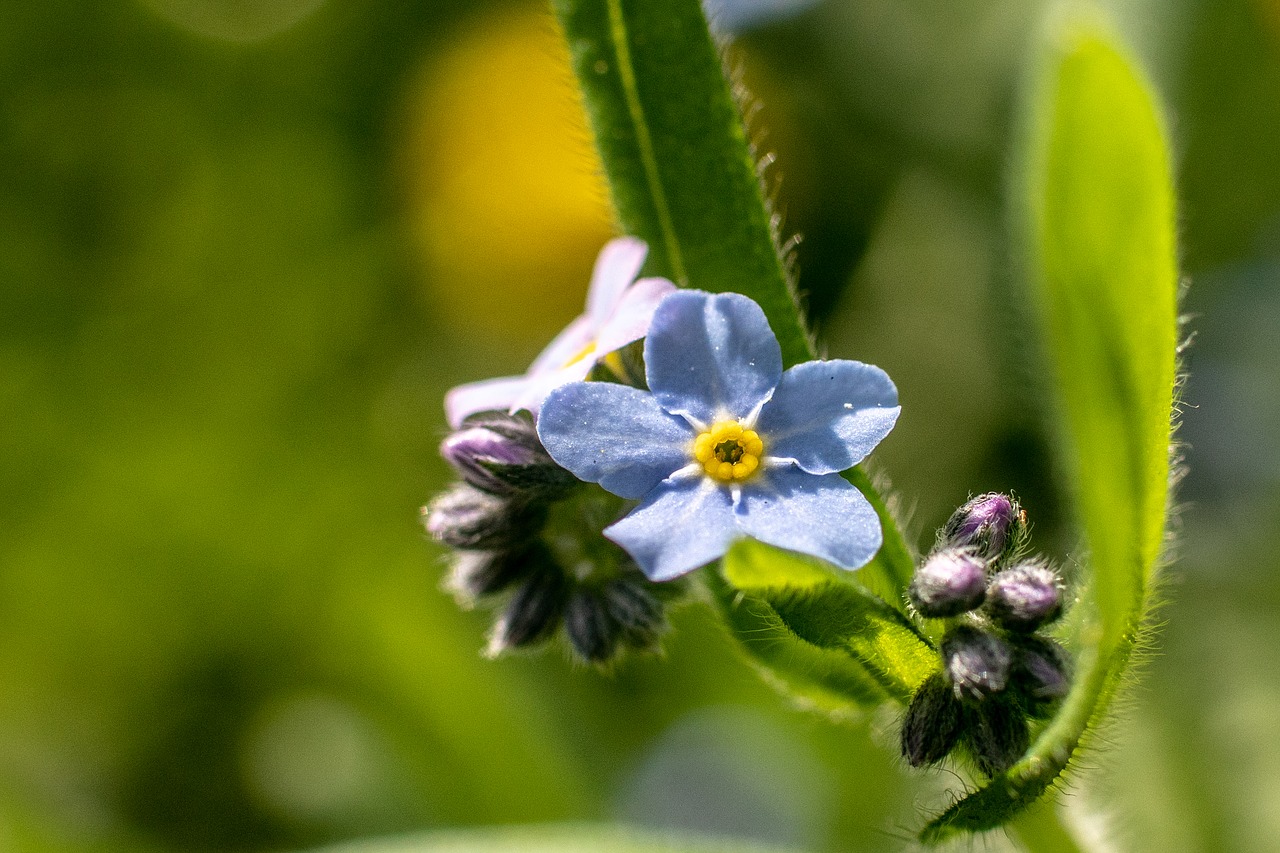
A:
<box><xmin>446</xmin><ymin>237</ymin><xmax>676</xmax><ymax>428</ymax></box>
<box><xmin>537</xmin><ymin>290</ymin><xmax>900</xmax><ymax>581</ymax></box>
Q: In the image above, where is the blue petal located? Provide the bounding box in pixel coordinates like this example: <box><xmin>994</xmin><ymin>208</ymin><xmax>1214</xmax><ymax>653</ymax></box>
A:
<box><xmin>644</xmin><ymin>291</ymin><xmax>783</xmax><ymax>424</ymax></box>
<box><xmin>755</xmin><ymin>360</ymin><xmax>900</xmax><ymax>474</ymax></box>
<box><xmin>605</xmin><ymin>477</ymin><xmax>737</xmax><ymax>581</ymax></box>
<box><xmin>735</xmin><ymin>465</ymin><xmax>882</xmax><ymax>570</ymax></box>
<box><xmin>537</xmin><ymin>382</ymin><xmax>694</xmax><ymax>499</ymax></box>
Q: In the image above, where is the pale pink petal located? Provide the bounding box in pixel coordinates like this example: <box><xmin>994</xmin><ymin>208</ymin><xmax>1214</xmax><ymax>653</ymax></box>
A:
<box><xmin>444</xmin><ymin>375</ymin><xmax>531</xmax><ymax>428</ymax></box>
<box><xmin>527</xmin><ymin>314</ymin><xmax>597</xmax><ymax>376</ymax></box>
<box><xmin>511</xmin><ymin>358</ymin><xmax>596</xmax><ymax>418</ymax></box>
<box><xmin>593</xmin><ymin>276</ymin><xmax>678</xmax><ymax>356</ymax></box>
<box><xmin>585</xmin><ymin>236</ymin><xmax>648</xmax><ymax>326</ymax></box>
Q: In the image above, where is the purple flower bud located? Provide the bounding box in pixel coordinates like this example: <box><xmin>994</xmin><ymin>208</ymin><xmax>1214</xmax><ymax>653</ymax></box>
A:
<box><xmin>962</xmin><ymin>696</ymin><xmax>1029</xmax><ymax>777</ymax></box>
<box><xmin>901</xmin><ymin>672</ymin><xmax>965</xmax><ymax>767</ymax></box>
<box><xmin>942</xmin><ymin>626</ymin><xmax>1012</xmax><ymax>701</ymax></box>
<box><xmin>1011</xmin><ymin>636</ymin><xmax>1071</xmax><ymax>710</ymax></box>
<box><xmin>908</xmin><ymin>549</ymin><xmax>987</xmax><ymax>617</ymax></box>
<box><xmin>441</xmin><ymin>414</ymin><xmax>577</xmax><ymax>498</ymax></box>
<box><xmin>941</xmin><ymin>492</ymin><xmax>1026</xmax><ymax>564</ymax></box>
<box><xmin>565</xmin><ymin>589</ymin><xmax>620</xmax><ymax>664</ymax></box>
<box><xmin>422</xmin><ymin>484</ymin><xmax>545</xmax><ymax>550</ymax></box>
<box><xmin>490</xmin><ymin>565</ymin><xmax>569</xmax><ymax>653</ymax></box>
<box><xmin>986</xmin><ymin>562</ymin><xmax>1064</xmax><ymax>632</ymax></box>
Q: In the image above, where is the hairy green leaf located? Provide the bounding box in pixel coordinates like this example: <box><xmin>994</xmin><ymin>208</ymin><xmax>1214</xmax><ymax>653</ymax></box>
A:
<box><xmin>844</xmin><ymin>467</ymin><xmax>916</xmax><ymax>610</ymax></box>
<box><xmin>549</xmin><ymin>0</ymin><xmax>810</xmax><ymax>366</ymax></box>
<box><xmin>711</xmin><ymin>541</ymin><xmax>936</xmax><ymax>712</ymax></box>
<box><xmin>921</xmin><ymin>8</ymin><xmax>1178</xmax><ymax>840</ymax></box>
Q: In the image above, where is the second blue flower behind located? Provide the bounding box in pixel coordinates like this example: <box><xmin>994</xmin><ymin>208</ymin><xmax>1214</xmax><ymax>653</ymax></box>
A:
<box><xmin>537</xmin><ymin>290</ymin><xmax>900</xmax><ymax>581</ymax></box>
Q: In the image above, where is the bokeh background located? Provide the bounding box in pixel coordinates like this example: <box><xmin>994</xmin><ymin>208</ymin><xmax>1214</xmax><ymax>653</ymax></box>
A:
<box><xmin>3</xmin><ymin>0</ymin><xmax>1280</xmax><ymax>850</ymax></box>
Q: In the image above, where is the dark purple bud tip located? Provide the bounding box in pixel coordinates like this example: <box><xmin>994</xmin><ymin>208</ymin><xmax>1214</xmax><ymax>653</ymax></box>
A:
<box><xmin>909</xmin><ymin>549</ymin><xmax>987</xmax><ymax>617</ymax></box>
<box><xmin>423</xmin><ymin>484</ymin><xmax>546</xmax><ymax>550</ymax></box>
<box><xmin>962</xmin><ymin>696</ymin><xmax>1030</xmax><ymax>778</ymax></box>
<box><xmin>942</xmin><ymin>626</ymin><xmax>1013</xmax><ymax>702</ymax></box>
<box><xmin>489</xmin><ymin>565</ymin><xmax>569</xmax><ymax>654</ymax></box>
<box><xmin>565</xmin><ymin>589</ymin><xmax>621</xmax><ymax>664</ymax></box>
<box><xmin>986</xmin><ymin>562</ymin><xmax>1064</xmax><ymax>632</ymax></box>
<box><xmin>941</xmin><ymin>492</ymin><xmax>1026</xmax><ymax>563</ymax></box>
<box><xmin>442</xmin><ymin>415</ymin><xmax>576</xmax><ymax>498</ymax></box>
<box><xmin>901</xmin><ymin>672</ymin><xmax>965</xmax><ymax>767</ymax></box>
<box><xmin>1011</xmin><ymin>636</ymin><xmax>1071</xmax><ymax>711</ymax></box>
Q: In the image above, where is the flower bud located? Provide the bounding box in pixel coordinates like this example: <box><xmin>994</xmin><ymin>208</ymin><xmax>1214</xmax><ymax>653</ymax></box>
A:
<box><xmin>446</xmin><ymin>544</ymin><xmax>552</xmax><ymax>601</ymax></box>
<box><xmin>565</xmin><ymin>588</ymin><xmax>620</xmax><ymax>663</ymax></box>
<box><xmin>908</xmin><ymin>549</ymin><xmax>987</xmax><ymax>617</ymax></box>
<box><xmin>423</xmin><ymin>484</ymin><xmax>545</xmax><ymax>550</ymax></box>
<box><xmin>601</xmin><ymin>577</ymin><xmax>664</xmax><ymax>649</ymax></box>
<box><xmin>940</xmin><ymin>493</ymin><xmax>1026</xmax><ymax>564</ymax></box>
<box><xmin>490</xmin><ymin>565</ymin><xmax>569</xmax><ymax>653</ymax></box>
<box><xmin>901</xmin><ymin>672</ymin><xmax>964</xmax><ymax>767</ymax></box>
<box><xmin>962</xmin><ymin>697</ymin><xmax>1030</xmax><ymax>777</ymax></box>
<box><xmin>441</xmin><ymin>414</ymin><xmax>577</xmax><ymax>498</ymax></box>
<box><xmin>986</xmin><ymin>562</ymin><xmax>1063</xmax><ymax>632</ymax></box>
<box><xmin>1011</xmin><ymin>636</ymin><xmax>1071</xmax><ymax>711</ymax></box>
<box><xmin>942</xmin><ymin>626</ymin><xmax>1012</xmax><ymax>702</ymax></box>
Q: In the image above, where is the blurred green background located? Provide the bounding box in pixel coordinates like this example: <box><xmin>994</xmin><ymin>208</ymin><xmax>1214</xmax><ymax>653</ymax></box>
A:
<box><xmin>3</xmin><ymin>0</ymin><xmax>1279</xmax><ymax>850</ymax></box>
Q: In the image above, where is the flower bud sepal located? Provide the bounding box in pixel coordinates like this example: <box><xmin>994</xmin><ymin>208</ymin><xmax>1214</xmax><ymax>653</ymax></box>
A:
<box><xmin>961</xmin><ymin>694</ymin><xmax>1031</xmax><ymax>778</ymax></box>
<box><xmin>901</xmin><ymin>672</ymin><xmax>965</xmax><ymax>768</ymax></box>
<box><xmin>442</xmin><ymin>412</ymin><xmax>579</xmax><ymax>499</ymax></box>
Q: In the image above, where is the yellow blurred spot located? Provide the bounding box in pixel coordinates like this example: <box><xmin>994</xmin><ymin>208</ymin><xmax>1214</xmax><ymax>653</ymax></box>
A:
<box><xmin>403</xmin><ymin>4</ymin><xmax>613</xmax><ymax>345</ymax></box>
<box><xmin>1255</xmin><ymin>0</ymin><xmax>1280</xmax><ymax>45</ymax></box>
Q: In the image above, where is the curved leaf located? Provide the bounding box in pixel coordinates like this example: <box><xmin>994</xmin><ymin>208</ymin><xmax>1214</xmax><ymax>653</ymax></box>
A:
<box><xmin>844</xmin><ymin>467</ymin><xmax>915</xmax><ymax>610</ymax></box>
<box><xmin>710</xmin><ymin>541</ymin><xmax>936</xmax><ymax>713</ymax></box>
<box><xmin>921</xmin><ymin>8</ymin><xmax>1178</xmax><ymax>840</ymax></box>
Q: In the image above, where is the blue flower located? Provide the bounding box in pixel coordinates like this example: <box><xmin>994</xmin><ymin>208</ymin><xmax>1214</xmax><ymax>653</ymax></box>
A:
<box><xmin>537</xmin><ymin>290</ymin><xmax>900</xmax><ymax>581</ymax></box>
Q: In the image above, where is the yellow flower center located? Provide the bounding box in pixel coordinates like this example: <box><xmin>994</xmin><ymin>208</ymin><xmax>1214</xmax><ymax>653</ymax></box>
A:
<box><xmin>693</xmin><ymin>421</ymin><xmax>764</xmax><ymax>482</ymax></box>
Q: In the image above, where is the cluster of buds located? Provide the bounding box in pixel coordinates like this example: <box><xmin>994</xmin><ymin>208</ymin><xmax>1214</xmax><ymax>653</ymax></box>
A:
<box><xmin>424</xmin><ymin>412</ymin><xmax>673</xmax><ymax>664</ymax></box>
<box><xmin>901</xmin><ymin>494</ymin><xmax>1072</xmax><ymax>777</ymax></box>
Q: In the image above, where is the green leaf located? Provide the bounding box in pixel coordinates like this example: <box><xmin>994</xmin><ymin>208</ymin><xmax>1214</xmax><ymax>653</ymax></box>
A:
<box><xmin>710</xmin><ymin>541</ymin><xmax>936</xmax><ymax>713</ymax></box>
<box><xmin>921</xmin><ymin>8</ymin><xmax>1178</xmax><ymax>841</ymax></box>
<box><xmin>549</xmin><ymin>0</ymin><xmax>810</xmax><ymax>367</ymax></box>
<box><xmin>311</xmin><ymin>823</ymin><xmax>803</xmax><ymax>853</ymax></box>
<box><xmin>844</xmin><ymin>467</ymin><xmax>916</xmax><ymax>610</ymax></box>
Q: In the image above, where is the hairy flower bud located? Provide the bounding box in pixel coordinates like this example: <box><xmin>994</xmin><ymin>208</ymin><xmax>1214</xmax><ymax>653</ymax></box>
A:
<box><xmin>423</xmin><ymin>484</ymin><xmax>545</xmax><ymax>550</ymax></box>
<box><xmin>1011</xmin><ymin>636</ymin><xmax>1071</xmax><ymax>711</ymax></box>
<box><xmin>908</xmin><ymin>549</ymin><xmax>987</xmax><ymax>617</ymax></box>
<box><xmin>442</xmin><ymin>414</ymin><xmax>577</xmax><ymax>498</ymax></box>
<box><xmin>901</xmin><ymin>672</ymin><xmax>965</xmax><ymax>767</ymax></box>
<box><xmin>940</xmin><ymin>493</ymin><xmax>1026</xmax><ymax>564</ymax></box>
<box><xmin>565</xmin><ymin>588</ymin><xmax>620</xmax><ymax>663</ymax></box>
<box><xmin>601</xmin><ymin>577</ymin><xmax>664</xmax><ymax>648</ymax></box>
<box><xmin>942</xmin><ymin>626</ymin><xmax>1012</xmax><ymax>701</ymax></box>
<box><xmin>963</xmin><ymin>697</ymin><xmax>1030</xmax><ymax>777</ymax></box>
<box><xmin>446</xmin><ymin>543</ymin><xmax>553</xmax><ymax>601</ymax></box>
<box><xmin>986</xmin><ymin>562</ymin><xmax>1064</xmax><ymax>632</ymax></box>
<box><xmin>490</xmin><ymin>565</ymin><xmax>569</xmax><ymax>653</ymax></box>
